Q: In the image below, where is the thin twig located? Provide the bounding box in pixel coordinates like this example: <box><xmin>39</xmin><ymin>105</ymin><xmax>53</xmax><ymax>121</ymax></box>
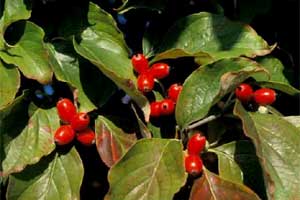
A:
<box><xmin>186</xmin><ymin>114</ymin><xmax>221</xmax><ymax>131</ymax></box>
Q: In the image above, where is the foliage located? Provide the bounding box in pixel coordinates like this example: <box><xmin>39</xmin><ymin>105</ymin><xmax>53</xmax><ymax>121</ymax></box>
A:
<box><xmin>0</xmin><ymin>0</ymin><xmax>299</xmax><ymax>199</ymax></box>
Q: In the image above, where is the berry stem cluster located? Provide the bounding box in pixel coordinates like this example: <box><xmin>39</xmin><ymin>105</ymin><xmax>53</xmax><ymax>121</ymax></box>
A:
<box><xmin>235</xmin><ymin>83</ymin><xmax>276</xmax><ymax>106</ymax></box>
<box><xmin>131</xmin><ymin>53</ymin><xmax>185</xmax><ymax>118</ymax></box>
<box><xmin>185</xmin><ymin>133</ymin><xmax>206</xmax><ymax>176</ymax></box>
<box><xmin>54</xmin><ymin>98</ymin><xmax>95</xmax><ymax>146</ymax></box>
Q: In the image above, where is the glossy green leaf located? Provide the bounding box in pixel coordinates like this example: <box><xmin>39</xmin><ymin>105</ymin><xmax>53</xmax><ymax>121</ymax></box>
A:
<box><xmin>0</xmin><ymin>60</ymin><xmax>20</xmax><ymax>109</ymax></box>
<box><xmin>95</xmin><ymin>115</ymin><xmax>137</xmax><ymax>167</ymax></box>
<box><xmin>47</xmin><ymin>41</ymin><xmax>117</xmax><ymax>112</ymax></box>
<box><xmin>254</xmin><ymin>56</ymin><xmax>300</xmax><ymax>95</ymax></box>
<box><xmin>284</xmin><ymin>116</ymin><xmax>300</xmax><ymax>130</ymax></box>
<box><xmin>6</xmin><ymin>147</ymin><xmax>83</xmax><ymax>200</ymax></box>
<box><xmin>2</xmin><ymin>106</ymin><xmax>59</xmax><ymax>176</ymax></box>
<box><xmin>189</xmin><ymin>168</ymin><xmax>260</xmax><ymax>200</ymax></box>
<box><xmin>117</xmin><ymin>0</ymin><xmax>168</xmax><ymax>14</ymax></box>
<box><xmin>0</xmin><ymin>0</ymin><xmax>31</xmax><ymax>47</ymax></box>
<box><xmin>105</xmin><ymin>138</ymin><xmax>187</xmax><ymax>200</ymax></box>
<box><xmin>0</xmin><ymin>22</ymin><xmax>53</xmax><ymax>84</ymax></box>
<box><xmin>73</xmin><ymin>2</ymin><xmax>150</xmax><ymax>121</ymax></box>
<box><xmin>176</xmin><ymin>57</ymin><xmax>268</xmax><ymax>128</ymax></box>
<box><xmin>210</xmin><ymin>141</ymin><xmax>243</xmax><ymax>184</ymax></box>
<box><xmin>153</xmin><ymin>12</ymin><xmax>273</xmax><ymax>64</ymax></box>
<box><xmin>234</xmin><ymin>101</ymin><xmax>300</xmax><ymax>199</ymax></box>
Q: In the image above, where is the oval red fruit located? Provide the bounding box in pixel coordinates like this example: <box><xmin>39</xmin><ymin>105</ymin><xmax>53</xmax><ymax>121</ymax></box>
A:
<box><xmin>56</xmin><ymin>98</ymin><xmax>76</xmax><ymax>123</ymax></box>
<box><xmin>254</xmin><ymin>88</ymin><xmax>276</xmax><ymax>106</ymax></box>
<box><xmin>168</xmin><ymin>83</ymin><xmax>183</xmax><ymax>102</ymax></box>
<box><xmin>185</xmin><ymin>154</ymin><xmax>203</xmax><ymax>176</ymax></box>
<box><xmin>187</xmin><ymin>133</ymin><xmax>206</xmax><ymax>155</ymax></box>
<box><xmin>54</xmin><ymin>125</ymin><xmax>75</xmax><ymax>145</ymax></box>
<box><xmin>76</xmin><ymin>128</ymin><xmax>95</xmax><ymax>146</ymax></box>
<box><xmin>131</xmin><ymin>53</ymin><xmax>149</xmax><ymax>74</ymax></box>
<box><xmin>160</xmin><ymin>99</ymin><xmax>175</xmax><ymax>115</ymax></box>
<box><xmin>149</xmin><ymin>63</ymin><xmax>170</xmax><ymax>79</ymax></box>
<box><xmin>150</xmin><ymin>101</ymin><xmax>161</xmax><ymax>117</ymax></box>
<box><xmin>235</xmin><ymin>83</ymin><xmax>253</xmax><ymax>102</ymax></box>
<box><xmin>71</xmin><ymin>112</ymin><xmax>90</xmax><ymax>131</ymax></box>
<box><xmin>137</xmin><ymin>73</ymin><xmax>155</xmax><ymax>93</ymax></box>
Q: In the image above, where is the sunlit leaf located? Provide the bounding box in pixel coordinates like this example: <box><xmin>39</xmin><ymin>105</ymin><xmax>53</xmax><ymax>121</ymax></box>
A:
<box><xmin>73</xmin><ymin>2</ymin><xmax>150</xmax><ymax>121</ymax></box>
<box><xmin>234</xmin><ymin>101</ymin><xmax>300</xmax><ymax>199</ymax></box>
<box><xmin>2</xmin><ymin>106</ymin><xmax>59</xmax><ymax>176</ymax></box>
<box><xmin>105</xmin><ymin>138</ymin><xmax>187</xmax><ymax>200</ymax></box>
<box><xmin>176</xmin><ymin>57</ymin><xmax>268</xmax><ymax>128</ymax></box>
<box><xmin>153</xmin><ymin>12</ymin><xmax>274</xmax><ymax>64</ymax></box>
<box><xmin>0</xmin><ymin>22</ymin><xmax>53</xmax><ymax>84</ymax></box>
<box><xmin>0</xmin><ymin>0</ymin><xmax>31</xmax><ymax>48</ymax></box>
<box><xmin>0</xmin><ymin>60</ymin><xmax>20</xmax><ymax>109</ymax></box>
<box><xmin>7</xmin><ymin>147</ymin><xmax>83</xmax><ymax>200</ymax></box>
<box><xmin>48</xmin><ymin>41</ymin><xmax>117</xmax><ymax>112</ymax></box>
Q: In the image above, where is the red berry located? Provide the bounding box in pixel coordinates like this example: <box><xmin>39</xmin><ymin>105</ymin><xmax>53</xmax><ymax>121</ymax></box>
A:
<box><xmin>76</xmin><ymin>128</ymin><xmax>95</xmax><ymax>146</ymax></box>
<box><xmin>235</xmin><ymin>83</ymin><xmax>253</xmax><ymax>102</ymax></box>
<box><xmin>71</xmin><ymin>112</ymin><xmax>90</xmax><ymax>131</ymax></box>
<box><xmin>137</xmin><ymin>73</ymin><xmax>155</xmax><ymax>93</ymax></box>
<box><xmin>254</xmin><ymin>88</ymin><xmax>276</xmax><ymax>106</ymax></box>
<box><xmin>187</xmin><ymin>133</ymin><xmax>206</xmax><ymax>155</ymax></box>
<box><xmin>54</xmin><ymin>125</ymin><xmax>75</xmax><ymax>145</ymax></box>
<box><xmin>56</xmin><ymin>98</ymin><xmax>76</xmax><ymax>123</ymax></box>
<box><xmin>168</xmin><ymin>83</ymin><xmax>183</xmax><ymax>102</ymax></box>
<box><xmin>149</xmin><ymin>63</ymin><xmax>170</xmax><ymax>79</ymax></box>
<box><xmin>150</xmin><ymin>101</ymin><xmax>161</xmax><ymax>117</ymax></box>
<box><xmin>185</xmin><ymin>154</ymin><xmax>203</xmax><ymax>175</ymax></box>
<box><xmin>160</xmin><ymin>99</ymin><xmax>175</xmax><ymax>115</ymax></box>
<box><xmin>131</xmin><ymin>53</ymin><xmax>149</xmax><ymax>74</ymax></box>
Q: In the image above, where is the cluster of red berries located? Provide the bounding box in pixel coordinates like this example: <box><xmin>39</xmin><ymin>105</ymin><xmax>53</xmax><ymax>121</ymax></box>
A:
<box><xmin>131</xmin><ymin>54</ymin><xmax>183</xmax><ymax>117</ymax></box>
<box><xmin>132</xmin><ymin>53</ymin><xmax>170</xmax><ymax>93</ymax></box>
<box><xmin>150</xmin><ymin>83</ymin><xmax>183</xmax><ymax>117</ymax></box>
<box><xmin>185</xmin><ymin>133</ymin><xmax>206</xmax><ymax>176</ymax></box>
<box><xmin>235</xmin><ymin>83</ymin><xmax>276</xmax><ymax>106</ymax></box>
<box><xmin>54</xmin><ymin>98</ymin><xmax>95</xmax><ymax>146</ymax></box>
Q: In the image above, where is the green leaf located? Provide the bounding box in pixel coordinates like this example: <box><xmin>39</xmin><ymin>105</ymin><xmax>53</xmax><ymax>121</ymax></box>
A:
<box><xmin>95</xmin><ymin>115</ymin><xmax>137</xmax><ymax>167</ymax></box>
<box><xmin>209</xmin><ymin>141</ymin><xmax>244</xmax><ymax>184</ymax></box>
<box><xmin>105</xmin><ymin>138</ymin><xmax>187</xmax><ymax>200</ymax></box>
<box><xmin>176</xmin><ymin>57</ymin><xmax>268</xmax><ymax>128</ymax></box>
<box><xmin>0</xmin><ymin>0</ymin><xmax>31</xmax><ymax>46</ymax></box>
<box><xmin>189</xmin><ymin>168</ymin><xmax>260</xmax><ymax>200</ymax></box>
<box><xmin>0</xmin><ymin>60</ymin><xmax>20</xmax><ymax>109</ymax></box>
<box><xmin>73</xmin><ymin>2</ymin><xmax>150</xmax><ymax>121</ymax></box>
<box><xmin>47</xmin><ymin>41</ymin><xmax>117</xmax><ymax>112</ymax></box>
<box><xmin>2</xmin><ymin>106</ymin><xmax>59</xmax><ymax>176</ymax></box>
<box><xmin>6</xmin><ymin>147</ymin><xmax>83</xmax><ymax>200</ymax></box>
<box><xmin>0</xmin><ymin>92</ymin><xmax>29</xmax><ymax>173</ymax></box>
<box><xmin>117</xmin><ymin>0</ymin><xmax>168</xmax><ymax>14</ymax></box>
<box><xmin>254</xmin><ymin>56</ymin><xmax>300</xmax><ymax>95</ymax></box>
<box><xmin>153</xmin><ymin>12</ymin><xmax>273</xmax><ymax>64</ymax></box>
<box><xmin>131</xmin><ymin>104</ymin><xmax>152</xmax><ymax>138</ymax></box>
<box><xmin>0</xmin><ymin>22</ymin><xmax>53</xmax><ymax>84</ymax></box>
<box><xmin>147</xmin><ymin>122</ymin><xmax>162</xmax><ymax>138</ymax></box>
<box><xmin>283</xmin><ymin>116</ymin><xmax>300</xmax><ymax>130</ymax></box>
<box><xmin>234</xmin><ymin>101</ymin><xmax>300</xmax><ymax>199</ymax></box>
